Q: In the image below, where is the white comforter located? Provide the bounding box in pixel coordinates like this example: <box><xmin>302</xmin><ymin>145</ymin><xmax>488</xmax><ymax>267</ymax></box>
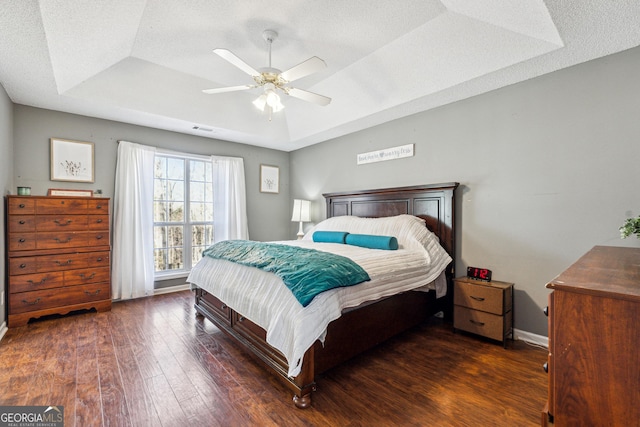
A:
<box><xmin>187</xmin><ymin>237</ymin><xmax>451</xmax><ymax>377</ymax></box>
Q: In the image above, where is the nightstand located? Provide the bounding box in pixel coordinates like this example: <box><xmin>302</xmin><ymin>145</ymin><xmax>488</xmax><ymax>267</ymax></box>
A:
<box><xmin>453</xmin><ymin>277</ymin><xmax>514</xmax><ymax>347</ymax></box>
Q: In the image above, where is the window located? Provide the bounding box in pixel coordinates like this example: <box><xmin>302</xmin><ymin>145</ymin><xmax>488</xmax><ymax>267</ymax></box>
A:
<box><xmin>153</xmin><ymin>155</ymin><xmax>214</xmax><ymax>276</ymax></box>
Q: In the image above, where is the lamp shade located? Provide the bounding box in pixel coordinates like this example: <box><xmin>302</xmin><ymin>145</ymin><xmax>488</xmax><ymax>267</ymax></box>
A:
<box><xmin>291</xmin><ymin>199</ymin><xmax>311</xmax><ymax>222</ymax></box>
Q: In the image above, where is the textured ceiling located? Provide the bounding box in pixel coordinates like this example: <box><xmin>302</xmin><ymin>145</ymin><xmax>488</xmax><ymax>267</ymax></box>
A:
<box><xmin>1</xmin><ymin>1</ymin><xmax>640</xmax><ymax>151</ymax></box>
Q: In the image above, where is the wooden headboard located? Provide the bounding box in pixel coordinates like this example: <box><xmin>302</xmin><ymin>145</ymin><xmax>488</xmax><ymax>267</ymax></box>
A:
<box><xmin>323</xmin><ymin>182</ymin><xmax>459</xmax><ymax>263</ymax></box>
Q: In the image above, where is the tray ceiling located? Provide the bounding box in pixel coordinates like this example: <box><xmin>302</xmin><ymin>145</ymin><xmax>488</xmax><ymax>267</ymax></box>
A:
<box><xmin>1</xmin><ymin>1</ymin><xmax>639</xmax><ymax>151</ymax></box>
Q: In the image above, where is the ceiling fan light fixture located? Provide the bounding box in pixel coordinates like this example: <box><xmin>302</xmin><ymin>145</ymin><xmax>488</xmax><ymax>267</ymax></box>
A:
<box><xmin>254</xmin><ymin>83</ymin><xmax>284</xmax><ymax>114</ymax></box>
<box><xmin>265</xmin><ymin>89</ymin><xmax>281</xmax><ymax>108</ymax></box>
<box><xmin>252</xmin><ymin>94</ymin><xmax>266</xmax><ymax>110</ymax></box>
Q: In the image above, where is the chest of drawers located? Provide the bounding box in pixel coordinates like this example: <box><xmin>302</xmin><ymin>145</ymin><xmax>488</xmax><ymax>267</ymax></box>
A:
<box><xmin>6</xmin><ymin>195</ymin><xmax>111</xmax><ymax>326</ymax></box>
<box><xmin>542</xmin><ymin>246</ymin><xmax>640</xmax><ymax>426</ymax></box>
<box><xmin>453</xmin><ymin>277</ymin><xmax>514</xmax><ymax>347</ymax></box>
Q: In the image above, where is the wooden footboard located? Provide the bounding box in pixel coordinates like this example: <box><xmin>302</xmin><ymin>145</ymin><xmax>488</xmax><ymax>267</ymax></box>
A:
<box><xmin>194</xmin><ymin>287</ymin><xmax>316</xmax><ymax>407</ymax></box>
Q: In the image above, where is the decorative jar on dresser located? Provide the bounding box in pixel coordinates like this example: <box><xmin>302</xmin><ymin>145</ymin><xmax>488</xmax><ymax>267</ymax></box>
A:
<box><xmin>6</xmin><ymin>195</ymin><xmax>111</xmax><ymax>326</ymax></box>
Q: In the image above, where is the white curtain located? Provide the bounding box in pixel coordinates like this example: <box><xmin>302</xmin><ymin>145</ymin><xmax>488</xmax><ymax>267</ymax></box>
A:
<box><xmin>211</xmin><ymin>155</ymin><xmax>249</xmax><ymax>242</ymax></box>
<box><xmin>112</xmin><ymin>141</ymin><xmax>156</xmax><ymax>300</ymax></box>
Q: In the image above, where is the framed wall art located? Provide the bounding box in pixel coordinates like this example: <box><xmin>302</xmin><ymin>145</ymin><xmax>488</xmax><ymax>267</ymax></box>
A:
<box><xmin>260</xmin><ymin>164</ymin><xmax>279</xmax><ymax>193</ymax></box>
<box><xmin>50</xmin><ymin>138</ymin><xmax>95</xmax><ymax>183</ymax></box>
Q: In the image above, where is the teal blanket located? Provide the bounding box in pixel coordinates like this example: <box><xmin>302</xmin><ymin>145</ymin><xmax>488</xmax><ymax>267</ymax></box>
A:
<box><xmin>202</xmin><ymin>240</ymin><xmax>370</xmax><ymax>307</ymax></box>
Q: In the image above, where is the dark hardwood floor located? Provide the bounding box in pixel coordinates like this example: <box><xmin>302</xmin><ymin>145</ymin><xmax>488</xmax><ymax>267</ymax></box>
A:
<box><xmin>0</xmin><ymin>290</ymin><xmax>548</xmax><ymax>426</ymax></box>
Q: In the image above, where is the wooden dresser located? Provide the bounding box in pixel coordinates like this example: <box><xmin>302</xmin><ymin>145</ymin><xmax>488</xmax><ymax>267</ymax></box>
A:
<box><xmin>6</xmin><ymin>195</ymin><xmax>112</xmax><ymax>327</ymax></box>
<box><xmin>542</xmin><ymin>245</ymin><xmax>640</xmax><ymax>426</ymax></box>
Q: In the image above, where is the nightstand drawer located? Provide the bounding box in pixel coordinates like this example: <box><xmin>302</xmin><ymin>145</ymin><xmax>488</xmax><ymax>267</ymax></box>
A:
<box><xmin>454</xmin><ymin>305</ymin><xmax>509</xmax><ymax>342</ymax></box>
<box><xmin>454</xmin><ymin>280</ymin><xmax>506</xmax><ymax>315</ymax></box>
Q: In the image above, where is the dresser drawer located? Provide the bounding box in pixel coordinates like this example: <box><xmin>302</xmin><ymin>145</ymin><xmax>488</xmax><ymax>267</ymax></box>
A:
<box><xmin>10</xmin><ymin>252</ymin><xmax>106</xmax><ymax>275</ymax></box>
<box><xmin>88</xmin><ymin>215</ymin><xmax>109</xmax><ymax>230</ymax></box>
<box><xmin>86</xmin><ymin>251</ymin><xmax>110</xmax><ymax>267</ymax></box>
<box><xmin>8</xmin><ymin>216</ymin><xmax>35</xmax><ymax>232</ymax></box>
<box><xmin>36</xmin><ymin>198</ymin><xmax>87</xmax><ymax>214</ymax></box>
<box><xmin>454</xmin><ymin>305</ymin><xmax>507</xmax><ymax>341</ymax></box>
<box><xmin>35</xmin><ymin>231</ymin><xmax>109</xmax><ymax>250</ymax></box>
<box><xmin>8</xmin><ymin>233</ymin><xmax>36</xmax><ymax>251</ymax></box>
<box><xmin>88</xmin><ymin>199</ymin><xmax>109</xmax><ymax>214</ymax></box>
<box><xmin>64</xmin><ymin>267</ymin><xmax>110</xmax><ymax>286</ymax></box>
<box><xmin>454</xmin><ymin>280</ymin><xmax>506</xmax><ymax>315</ymax></box>
<box><xmin>9</xmin><ymin>257</ymin><xmax>38</xmax><ymax>275</ymax></box>
<box><xmin>9</xmin><ymin>282</ymin><xmax>110</xmax><ymax>315</ymax></box>
<box><xmin>8</xmin><ymin>198</ymin><xmax>35</xmax><ymax>215</ymax></box>
<box><xmin>9</xmin><ymin>271</ymin><xmax>65</xmax><ymax>293</ymax></box>
<box><xmin>35</xmin><ymin>215</ymin><xmax>89</xmax><ymax>231</ymax></box>
<box><xmin>36</xmin><ymin>253</ymin><xmax>89</xmax><ymax>272</ymax></box>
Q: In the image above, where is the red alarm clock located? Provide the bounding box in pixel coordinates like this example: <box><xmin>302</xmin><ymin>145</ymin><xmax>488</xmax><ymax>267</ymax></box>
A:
<box><xmin>467</xmin><ymin>266</ymin><xmax>492</xmax><ymax>282</ymax></box>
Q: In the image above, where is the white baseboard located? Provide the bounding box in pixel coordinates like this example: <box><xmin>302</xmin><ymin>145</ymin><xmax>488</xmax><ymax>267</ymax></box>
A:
<box><xmin>514</xmin><ymin>328</ymin><xmax>548</xmax><ymax>348</ymax></box>
<box><xmin>153</xmin><ymin>284</ymin><xmax>190</xmax><ymax>295</ymax></box>
<box><xmin>0</xmin><ymin>321</ymin><xmax>7</xmax><ymax>342</ymax></box>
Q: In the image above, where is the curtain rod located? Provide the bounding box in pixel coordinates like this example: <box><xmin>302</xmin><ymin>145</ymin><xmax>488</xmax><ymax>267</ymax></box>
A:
<box><xmin>117</xmin><ymin>140</ymin><xmax>243</xmax><ymax>162</ymax></box>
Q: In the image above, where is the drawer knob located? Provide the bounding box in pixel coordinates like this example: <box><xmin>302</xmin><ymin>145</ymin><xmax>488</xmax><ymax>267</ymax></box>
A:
<box><xmin>22</xmin><ymin>298</ymin><xmax>41</xmax><ymax>306</ymax></box>
<box><xmin>96</xmin><ymin>235</ymin><xmax>104</xmax><ymax>240</ymax></box>
<box><xmin>96</xmin><ymin>257</ymin><xmax>103</xmax><ymax>262</ymax></box>
<box><xmin>55</xmin><ymin>260</ymin><xmax>73</xmax><ymax>266</ymax></box>
<box><xmin>239</xmin><ymin>316</ymin><xmax>246</xmax><ymax>322</ymax></box>
<box><xmin>96</xmin><ymin>205</ymin><xmax>103</xmax><ymax>209</ymax></box>
<box><xmin>470</xmin><ymin>295</ymin><xmax>485</xmax><ymax>302</ymax></box>
<box><xmin>79</xmin><ymin>273</ymin><xmax>96</xmax><ymax>280</ymax></box>
<box><xmin>19</xmin><ymin>238</ymin><xmax>26</xmax><ymax>243</ymax></box>
<box><xmin>54</xmin><ymin>237</ymin><xmax>72</xmax><ymax>243</ymax></box>
<box><xmin>19</xmin><ymin>220</ymin><xmax>25</xmax><ymax>224</ymax></box>
<box><xmin>84</xmin><ymin>289</ymin><xmax>101</xmax><ymax>296</ymax></box>
<box><xmin>97</xmin><ymin>219</ymin><xmax>103</xmax><ymax>223</ymax></box>
<box><xmin>543</xmin><ymin>362</ymin><xmax>548</xmax><ymax>373</ymax></box>
<box><xmin>54</xmin><ymin>219</ymin><xmax>73</xmax><ymax>226</ymax></box>
<box><xmin>27</xmin><ymin>278</ymin><xmax>47</xmax><ymax>285</ymax></box>
<box><xmin>19</xmin><ymin>263</ymin><xmax>27</xmax><ymax>269</ymax></box>
<box><xmin>469</xmin><ymin>319</ymin><xmax>485</xmax><ymax>326</ymax></box>
<box><xmin>221</xmin><ymin>304</ymin><xmax>227</xmax><ymax>310</ymax></box>
<box><xmin>19</xmin><ymin>203</ymin><xmax>25</xmax><ymax>208</ymax></box>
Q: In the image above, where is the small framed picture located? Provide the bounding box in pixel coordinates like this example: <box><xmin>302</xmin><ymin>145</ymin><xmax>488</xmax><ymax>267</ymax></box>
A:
<box><xmin>48</xmin><ymin>188</ymin><xmax>94</xmax><ymax>197</ymax></box>
<box><xmin>260</xmin><ymin>164</ymin><xmax>279</xmax><ymax>193</ymax></box>
<box><xmin>50</xmin><ymin>138</ymin><xmax>95</xmax><ymax>183</ymax></box>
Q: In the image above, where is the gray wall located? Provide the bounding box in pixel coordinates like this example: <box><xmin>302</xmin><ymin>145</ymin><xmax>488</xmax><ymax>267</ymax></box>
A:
<box><xmin>12</xmin><ymin>106</ymin><xmax>290</xmax><ymax>242</ymax></box>
<box><xmin>4</xmin><ymin>46</ymin><xmax>640</xmax><ymax>336</ymax></box>
<box><xmin>0</xmin><ymin>83</ymin><xmax>14</xmax><ymax>326</ymax></box>
<box><xmin>291</xmin><ymin>46</ymin><xmax>640</xmax><ymax>337</ymax></box>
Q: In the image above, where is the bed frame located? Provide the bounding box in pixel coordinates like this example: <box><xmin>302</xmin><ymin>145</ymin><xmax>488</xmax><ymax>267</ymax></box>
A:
<box><xmin>194</xmin><ymin>182</ymin><xmax>459</xmax><ymax>408</ymax></box>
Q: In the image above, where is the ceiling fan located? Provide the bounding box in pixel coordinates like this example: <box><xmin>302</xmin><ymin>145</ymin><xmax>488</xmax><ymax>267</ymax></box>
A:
<box><xmin>202</xmin><ymin>30</ymin><xmax>331</xmax><ymax>120</ymax></box>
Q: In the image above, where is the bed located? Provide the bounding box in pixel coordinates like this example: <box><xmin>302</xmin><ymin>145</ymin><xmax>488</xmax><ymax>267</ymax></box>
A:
<box><xmin>189</xmin><ymin>182</ymin><xmax>459</xmax><ymax>408</ymax></box>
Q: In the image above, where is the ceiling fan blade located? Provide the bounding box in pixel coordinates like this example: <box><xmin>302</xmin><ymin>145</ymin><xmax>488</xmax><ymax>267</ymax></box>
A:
<box><xmin>285</xmin><ymin>87</ymin><xmax>331</xmax><ymax>106</ymax></box>
<box><xmin>202</xmin><ymin>85</ymin><xmax>255</xmax><ymax>94</ymax></box>
<box><xmin>213</xmin><ymin>48</ymin><xmax>260</xmax><ymax>76</ymax></box>
<box><xmin>279</xmin><ymin>56</ymin><xmax>326</xmax><ymax>83</ymax></box>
